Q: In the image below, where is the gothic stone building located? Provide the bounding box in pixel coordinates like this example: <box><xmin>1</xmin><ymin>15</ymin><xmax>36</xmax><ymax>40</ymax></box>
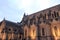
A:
<box><xmin>20</xmin><ymin>4</ymin><xmax>60</xmax><ymax>40</ymax></box>
<box><xmin>0</xmin><ymin>4</ymin><xmax>60</xmax><ymax>40</ymax></box>
<box><xmin>0</xmin><ymin>19</ymin><xmax>23</xmax><ymax>40</ymax></box>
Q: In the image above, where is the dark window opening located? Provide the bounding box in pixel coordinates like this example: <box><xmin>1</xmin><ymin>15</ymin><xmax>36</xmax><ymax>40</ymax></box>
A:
<box><xmin>19</xmin><ymin>35</ymin><xmax>21</xmax><ymax>39</ymax></box>
<box><xmin>43</xmin><ymin>20</ymin><xmax>46</xmax><ymax>23</ymax></box>
<box><xmin>14</xmin><ymin>29</ymin><xmax>17</xmax><ymax>34</ymax></box>
<box><xmin>42</xmin><ymin>28</ymin><xmax>45</xmax><ymax>36</ymax></box>
<box><xmin>25</xmin><ymin>29</ymin><xmax>27</xmax><ymax>37</ymax></box>
<box><xmin>43</xmin><ymin>16</ymin><xmax>46</xmax><ymax>20</ymax></box>
<box><xmin>40</xmin><ymin>13</ymin><xmax>43</xmax><ymax>18</ymax></box>
<box><xmin>48</xmin><ymin>10</ymin><xmax>51</xmax><ymax>18</ymax></box>
<box><xmin>32</xmin><ymin>15</ymin><xmax>35</xmax><ymax>20</ymax></box>
<box><xmin>45</xmin><ymin>14</ymin><xmax>46</xmax><ymax>18</ymax></box>
<box><xmin>55</xmin><ymin>18</ymin><xmax>58</xmax><ymax>21</ymax></box>
<box><xmin>33</xmin><ymin>29</ymin><xmax>35</xmax><ymax>35</ymax></box>
<box><xmin>43</xmin><ymin>14</ymin><xmax>46</xmax><ymax>20</ymax></box>
<box><xmin>50</xmin><ymin>19</ymin><xmax>53</xmax><ymax>22</ymax></box>
<box><xmin>9</xmin><ymin>28</ymin><xmax>11</xmax><ymax>31</ymax></box>
<box><xmin>2</xmin><ymin>29</ymin><xmax>5</xmax><ymax>33</ymax></box>
<box><xmin>52</xmin><ymin>14</ymin><xmax>54</xmax><ymax>18</ymax></box>
<box><xmin>30</xmin><ymin>19</ymin><xmax>32</xmax><ymax>25</ymax></box>
<box><xmin>56</xmin><ymin>12</ymin><xmax>59</xmax><ymax>17</ymax></box>
<box><xmin>54</xmin><ymin>11</ymin><xmax>57</xmax><ymax>18</ymax></box>
<box><xmin>14</xmin><ymin>29</ymin><xmax>16</xmax><ymax>32</ymax></box>
<box><xmin>38</xmin><ymin>19</ymin><xmax>41</xmax><ymax>24</ymax></box>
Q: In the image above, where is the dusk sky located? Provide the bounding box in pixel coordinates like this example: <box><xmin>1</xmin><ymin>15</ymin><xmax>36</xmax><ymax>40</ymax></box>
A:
<box><xmin>0</xmin><ymin>0</ymin><xmax>60</xmax><ymax>22</ymax></box>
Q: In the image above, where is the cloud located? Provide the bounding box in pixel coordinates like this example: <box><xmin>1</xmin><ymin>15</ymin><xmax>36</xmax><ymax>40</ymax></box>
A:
<box><xmin>7</xmin><ymin>0</ymin><xmax>60</xmax><ymax>15</ymax></box>
<box><xmin>0</xmin><ymin>0</ymin><xmax>60</xmax><ymax>22</ymax></box>
<box><xmin>0</xmin><ymin>0</ymin><xmax>24</xmax><ymax>22</ymax></box>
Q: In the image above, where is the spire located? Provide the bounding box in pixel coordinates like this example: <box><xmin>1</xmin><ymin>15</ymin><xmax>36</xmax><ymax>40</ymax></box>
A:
<box><xmin>23</xmin><ymin>12</ymin><xmax>27</xmax><ymax>19</ymax></box>
<box><xmin>3</xmin><ymin>17</ymin><xmax>5</xmax><ymax>21</ymax></box>
<box><xmin>2</xmin><ymin>17</ymin><xmax>6</xmax><ymax>22</ymax></box>
<box><xmin>23</xmin><ymin>13</ymin><xmax>26</xmax><ymax>17</ymax></box>
<box><xmin>21</xmin><ymin>13</ymin><xmax>26</xmax><ymax>21</ymax></box>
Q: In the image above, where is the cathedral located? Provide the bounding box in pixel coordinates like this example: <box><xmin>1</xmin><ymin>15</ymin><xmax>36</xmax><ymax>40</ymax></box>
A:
<box><xmin>0</xmin><ymin>4</ymin><xmax>60</xmax><ymax>40</ymax></box>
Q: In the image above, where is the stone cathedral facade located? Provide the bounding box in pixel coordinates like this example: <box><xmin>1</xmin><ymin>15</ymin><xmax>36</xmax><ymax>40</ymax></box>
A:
<box><xmin>0</xmin><ymin>4</ymin><xmax>60</xmax><ymax>40</ymax></box>
<box><xmin>0</xmin><ymin>19</ymin><xmax>23</xmax><ymax>40</ymax></box>
<box><xmin>20</xmin><ymin>4</ymin><xmax>60</xmax><ymax>40</ymax></box>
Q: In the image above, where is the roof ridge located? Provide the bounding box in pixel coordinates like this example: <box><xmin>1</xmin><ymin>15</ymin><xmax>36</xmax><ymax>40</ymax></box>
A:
<box><xmin>28</xmin><ymin>4</ymin><xmax>60</xmax><ymax>16</ymax></box>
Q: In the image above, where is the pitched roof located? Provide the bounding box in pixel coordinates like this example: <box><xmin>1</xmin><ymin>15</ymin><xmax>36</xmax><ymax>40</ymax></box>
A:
<box><xmin>29</xmin><ymin>4</ymin><xmax>60</xmax><ymax>17</ymax></box>
<box><xmin>1</xmin><ymin>19</ymin><xmax>23</xmax><ymax>34</ymax></box>
<box><xmin>4</xmin><ymin>20</ymin><xmax>20</xmax><ymax>27</ymax></box>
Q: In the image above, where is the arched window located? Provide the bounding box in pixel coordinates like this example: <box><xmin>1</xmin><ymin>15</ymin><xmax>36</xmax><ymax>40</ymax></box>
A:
<box><xmin>33</xmin><ymin>29</ymin><xmax>35</xmax><ymax>35</ymax></box>
<box><xmin>25</xmin><ymin>29</ymin><xmax>27</xmax><ymax>37</ymax></box>
<box><xmin>40</xmin><ymin>13</ymin><xmax>43</xmax><ymax>18</ymax></box>
<box><xmin>30</xmin><ymin>19</ymin><xmax>33</xmax><ymax>25</ymax></box>
<box><xmin>1</xmin><ymin>28</ymin><xmax>6</xmax><ymax>33</ymax></box>
<box><xmin>54</xmin><ymin>26</ymin><xmax>57</xmax><ymax>36</ymax></box>
<box><xmin>42</xmin><ymin>28</ymin><xmax>45</xmax><ymax>36</ymax></box>
<box><xmin>54</xmin><ymin>11</ymin><xmax>56</xmax><ymax>17</ymax></box>
<box><xmin>43</xmin><ymin>14</ymin><xmax>46</xmax><ymax>20</ymax></box>
<box><xmin>54</xmin><ymin>26</ymin><xmax>57</xmax><ymax>30</ymax></box>
<box><xmin>24</xmin><ymin>29</ymin><xmax>28</xmax><ymax>38</ymax></box>
<box><xmin>38</xmin><ymin>18</ymin><xmax>41</xmax><ymax>24</ymax></box>
<box><xmin>56</xmin><ymin>12</ymin><xmax>59</xmax><ymax>17</ymax></box>
<box><xmin>31</xmin><ymin>27</ymin><xmax>36</xmax><ymax>39</ymax></box>
<box><xmin>19</xmin><ymin>35</ymin><xmax>22</xmax><ymax>40</ymax></box>
<box><xmin>48</xmin><ymin>10</ymin><xmax>51</xmax><ymax>19</ymax></box>
<box><xmin>14</xmin><ymin>29</ymin><xmax>17</xmax><ymax>34</ymax></box>
<box><xmin>52</xmin><ymin>14</ymin><xmax>54</xmax><ymax>18</ymax></box>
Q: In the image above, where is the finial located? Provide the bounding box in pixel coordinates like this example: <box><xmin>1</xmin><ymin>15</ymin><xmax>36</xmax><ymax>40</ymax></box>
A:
<box><xmin>4</xmin><ymin>17</ymin><xmax>5</xmax><ymax>20</ymax></box>
<box><xmin>24</xmin><ymin>12</ymin><xmax>26</xmax><ymax>17</ymax></box>
<box><xmin>3</xmin><ymin>17</ymin><xmax>5</xmax><ymax>21</ymax></box>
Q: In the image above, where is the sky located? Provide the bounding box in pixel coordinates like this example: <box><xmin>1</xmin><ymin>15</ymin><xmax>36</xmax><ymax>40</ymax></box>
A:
<box><xmin>0</xmin><ymin>0</ymin><xmax>60</xmax><ymax>22</ymax></box>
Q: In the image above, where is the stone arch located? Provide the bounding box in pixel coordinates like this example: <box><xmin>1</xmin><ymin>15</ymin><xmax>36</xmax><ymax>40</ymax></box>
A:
<box><xmin>30</xmin><ymin>24</ymin><xmax>37</xmax><ymax>40</ymax></box>
<box><xmin>24</xmin><ymin>25</ymin><xmax>29</xmax><ymax>40</ymax></box>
